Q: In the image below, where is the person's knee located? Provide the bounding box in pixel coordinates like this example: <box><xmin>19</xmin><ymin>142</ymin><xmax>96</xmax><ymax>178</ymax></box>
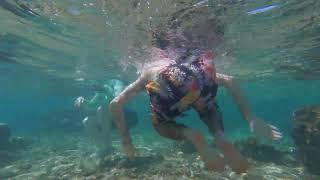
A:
<box><xmin>153</xmin><ymin>123</ymin><xmax>187</xmax><ymax>140</ymax></box>
<box><xmin>213</xmin><ymin>131</ymin><xmax>232</xmax><ymax>148</ymax></box>
<box><xmin>153</xmin><ymin>124</ymin><xmax>171</xmax><ymax>138</ymax></box>
<box><xmin>184</xmin><ymin>129</ymin><xmax>205</xmax><ymax>143</ymax></box>
<box><xmin>193</xmin><ymin>131</ymin><xmax>205</xmax><ymax>142</ymax></box>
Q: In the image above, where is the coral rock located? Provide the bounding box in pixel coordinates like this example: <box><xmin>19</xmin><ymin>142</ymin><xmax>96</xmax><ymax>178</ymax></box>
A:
<box><xmin>292</xmin><ymin>105</ymin><xmax>320</xmax><ymax>174</ymax></box>
<box><xmin>0</xmin><ymin>123</ymin><xmax>11</xmax><ymax>150</ymax></box>
<box><xmin>0</xmin><ymin>165</ymin><xmax>20</xmax><ymax>178</ymax></box>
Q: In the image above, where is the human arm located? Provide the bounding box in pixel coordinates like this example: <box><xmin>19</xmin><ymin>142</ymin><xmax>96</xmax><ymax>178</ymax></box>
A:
<box><xmin>215</xmin><ymin>73</ymin><xmax>252</xmax><ymax>122</ymax></box>
<box><xmin>74</xmin><ymin>96</ymin><xmax>94</xmax><ymax>110</ymax></box>
<box><xmin>109</xmin><ymin>74</ymin><xmax>147</xmax><ymax>159</ymax></box>
<box><xmin>75</xmin><ymin>93</ymin><xmax>108</xmax><ymax>111</ymax></box>
<box><xmin>74</xmin><ymin>96</ymin><xmax>86</xmax><ymax>108</ymax></box>
<box><xmin>215</xmin><ymin>73</ymin><xmax>282</xmax><ymax>140</ymax></box>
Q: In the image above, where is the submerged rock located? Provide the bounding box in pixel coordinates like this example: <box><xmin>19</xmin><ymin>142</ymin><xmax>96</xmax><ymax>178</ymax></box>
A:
<box><xmin>292</xmin><ymin>105</ymin><xmax>320</xmax><ymax>174</ymax></box>
<box><xmin>234</xmin><ymin>137</ymin><xmax>295</xmax><ymax>165</ymax></box>
<box><xmin>0</xmin><ymin>165</ymin><xmax>20</xmax><ymax>178</ymax></box>
<box><xmin>0</xmin><ymin>123</ymin><xmax>11</xmax><ymax>150</ymax></box>
<box><xmin>10</xmin><ymin>136</ymin><xmax>30</xmax><ymax>149</ymax></box>
<box><xmin>0</xmin><ymin>123</ymin><xmax>32</xmax><ymax>151</ymax></box>
<box><xmin>0</xmin><ymin>151</ymin><xmax>14</xmax><ymax>166</ymax></box>
<box><xmin>13</xmin><ymin>170</ymin><xmax>47</xmax><ymax>179</ymax></box>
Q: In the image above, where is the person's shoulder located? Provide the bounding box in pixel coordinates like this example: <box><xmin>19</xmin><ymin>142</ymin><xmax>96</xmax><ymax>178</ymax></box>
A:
<box><xmin>216</xmin><ymin>73</ymin><xmax>233</xmax><ymax>80</ymax></box>
<box><xmin>140</xmin><ymin>67</ymin><xmax>157</xmax><ymax>81</ymax></box>
<box><xmin>215</xmin><ymin>73</ymin><xmax>234</xmax><ymax>86</ymax></box>
<box><xmin>138</xmin><ymin>70</ymin><xmax>151</xmax><ymax>85</ymax></box>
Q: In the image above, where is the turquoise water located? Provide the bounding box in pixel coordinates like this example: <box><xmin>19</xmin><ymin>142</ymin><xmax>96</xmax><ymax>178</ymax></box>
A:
<box><xmin>0</xmin><ymin>0</ymin><xmax>320</xmax><ymax>179</ymax></box>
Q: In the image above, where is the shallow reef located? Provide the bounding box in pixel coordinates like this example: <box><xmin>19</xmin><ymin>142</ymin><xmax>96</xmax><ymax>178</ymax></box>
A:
<box><xmin>0</xmin><ymin>123</ymin><xmax>33</xmax><ymax>168</ymax></box>
<box><xmin>292</xmin><ymin>105</ymin><xmax>320</xmax><ymax>175</ymax></box>
<box><xmin>234</xmin><ymin>137</ymin><xmax>297</xmax><ymax>166</ymax></box>
<box><xmin>0</xmin><ymin>131</ymin><xmax>319</xmax><ymax>180</ymax></box>
<box><xmin>0</xmin><ymin>123</ymin><xmax>11</xmax><ymax>149</ymax></box>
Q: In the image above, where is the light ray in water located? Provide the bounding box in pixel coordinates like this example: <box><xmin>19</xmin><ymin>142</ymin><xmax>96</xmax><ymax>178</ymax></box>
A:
<box><xmin>247</xmin><ymin>4</ymin><xmax>280</xmax><ymax>15</ymax></box>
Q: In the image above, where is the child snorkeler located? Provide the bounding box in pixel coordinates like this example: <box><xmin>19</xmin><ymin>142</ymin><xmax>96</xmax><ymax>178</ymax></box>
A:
<box><xmin>75</xmin><ymin>79</ymin><xmax>138</xmax><ymax>157</ymax></box>
<box><xmin>110</xmin><ymin>4</ymin><xmax>282</xmax><ymax>173</ymax></box>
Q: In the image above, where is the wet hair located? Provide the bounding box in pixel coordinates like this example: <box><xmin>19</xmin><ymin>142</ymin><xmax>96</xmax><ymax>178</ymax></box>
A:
<box><xmin>152</xmin><ymin>30</ymin><xmax>171</xmax><ymax>49</ymax></box>
<box><xmin>152</xmin><ymin>4</ymin><xmax>225</xmax><ymax>50</ymax></box>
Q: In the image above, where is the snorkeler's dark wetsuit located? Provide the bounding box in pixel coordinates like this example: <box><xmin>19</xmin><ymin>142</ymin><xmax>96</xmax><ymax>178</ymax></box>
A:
<box><xmin>145</xmin><ymin>49</ymin><xmax>224</xmax><ymax>140</ymax></box>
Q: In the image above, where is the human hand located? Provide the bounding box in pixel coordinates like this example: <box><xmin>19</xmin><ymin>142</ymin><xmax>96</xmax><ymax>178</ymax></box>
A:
<box><xmin>249</xmin><ymin>117</ymin><xmax>282</xmax><ymax>140</ymax></box>
<box><xmin>74</xmin><ymin>96</ymin><xmax>85</xmax><ymax>108</ymax></box>
<box><xmin>123</xmin><ymin>142</ymin><xmax>135</xmax><ymax>160</ymax></box>
<box><xmin>82</xmin><ymin>117</ymin><xmax>89</xmax><ymax>127</ymax></box>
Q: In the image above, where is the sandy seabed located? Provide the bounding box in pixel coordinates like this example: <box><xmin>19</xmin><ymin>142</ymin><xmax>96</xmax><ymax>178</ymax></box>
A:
<box><xmin>0</xmin><ymin>131</ymin><xmax>319</xmax><ymax>180</ymax></box>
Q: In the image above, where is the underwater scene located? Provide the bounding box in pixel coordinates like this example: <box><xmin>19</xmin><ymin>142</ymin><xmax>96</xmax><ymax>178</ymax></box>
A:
<box><xmin>1</xmin><ymin>0</ymin><xmax>320</xmax><ymax>179</ymax></box>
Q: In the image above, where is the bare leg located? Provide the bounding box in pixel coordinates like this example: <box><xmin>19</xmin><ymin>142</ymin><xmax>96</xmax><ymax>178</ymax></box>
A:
<box><xmin>96</xmin><ymin>106</ymin><xmax>112</xmax><ymax>149</ymax></box>
<box><xmin>195</xmin><ymin>103</ymin><xmax>248</xmax><ymax>173</ymax></box>
<box><xmin>183</xmin><ymin>129</ymin><xmax>226</xmax><ymax>172</ymax></box>
<box><xmin>215</xmin><ymin>131</ymin><xmax>248</xmax><ymax>174</ymax></box>
<box><xmin>83</xmin><ymin>106</ymin><xmax>113</xmax><ymax>156</ymax></box>
<box><xmin>153</xmin><ymin>121</ymin><xmax>226</xmax><ymax>172</ymax></box>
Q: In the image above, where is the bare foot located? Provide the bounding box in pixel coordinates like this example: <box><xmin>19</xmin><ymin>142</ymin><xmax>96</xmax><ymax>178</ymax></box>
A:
<box><xmin>203</xmin><ymin>154</ymin><xmax>226</xmax><ymax>172</ymax></box>
<box><xmin>221</xmin><ymin>144</ymin><xmax>248</xmax><ymax>174</ymax></box>
<box><xmin>215</xmin><ymin>137</ymin><xmax>248</xmax><ymax>173</ymax></box>
<box><xmin>183</xmin><ymin>130</ymin><xmax>226</xmax><ymax>172</ymax></box>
